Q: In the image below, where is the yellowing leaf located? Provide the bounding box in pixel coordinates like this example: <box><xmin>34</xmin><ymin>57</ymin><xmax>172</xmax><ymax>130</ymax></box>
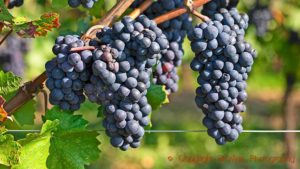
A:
<box><xmin>0</xmin><ymin>133</ymin><xmax>21</xmax><ymax>166</ymax></box>
<box><xmin>14</xmin><ymin>13</ymin><xmax>60</xmax><ymax>38</ymax></box>
<box><xmin>12</xmin><ymin>17</ymin><xmax>27</xmax><ymax>24</ymax></box>
<box><xmin>0</xmin><ymin>71</ymin><xmax>21</xmax><ymax>96</ymax></box>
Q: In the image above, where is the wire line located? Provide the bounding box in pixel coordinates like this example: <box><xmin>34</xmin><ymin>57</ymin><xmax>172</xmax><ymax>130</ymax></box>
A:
<box><xmin>5</xmin><ymin>129</ymin><xmax>300</xmax><ymax>133</ymax></box>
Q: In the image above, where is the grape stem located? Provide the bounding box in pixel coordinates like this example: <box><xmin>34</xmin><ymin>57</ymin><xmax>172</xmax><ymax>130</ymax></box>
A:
<box><xmin>190</xmin><ymin>10</ymin><xmax>210</xmax><ymax>22</ymax></box>
<box><xmin>3</xmin><ymin>0</ymin><xmax>212</xmax><ymax>117</ymax></box>
<box><xmin>83</xmin><ymin>0</ymin><xmax>153</xmax><ymax>40</ymax></box>
<box><xmin>70</xmin><ymin>46</ymin><xmax>96</xmax><ymax>52</ymax></box>
<box><xmin>4</xmin><ymin>0</ymin><xmax>9</xmax><ymax>7</ymax></box>
<box><xmin>154</xmin><ymin>0</ymin><xmax>211</xmax><ymax>24</ymax></box>
<box><xmin>0</xmin><ymin>29</ymin><xmax>12</xmax><ymax>46</ymax></box>
<box><xmin>128</xmin><ymin>0</ymin><xmax>154</xmax><ymax>19</ymax></box>
<box><xmin>83</xmin><ymin>0</ymin><xmax>137</xmax><ymax>40</ymax></box>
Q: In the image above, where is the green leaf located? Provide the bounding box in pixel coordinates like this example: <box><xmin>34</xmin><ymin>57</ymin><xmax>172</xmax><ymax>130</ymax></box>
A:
<box><xmin>12</xmin><ymin>120</ymin><xmax>59</xmax><ymax>169</ymax></box>
<box><xmin>13</xmin><ymin>100</ymin><xmax>36</xmax><ymax>126</ymax></box>
<box><xmin>0</xmin><ymin>71</ymin><xmax>21</xmax><ymax>96</ymax></box>
<box><xmin>0</xmin><ymin>132</ymin><xmax>21</xmax><ymax>166</ymax></box>
<box><xmin>51</xmin><ymin>0</ymin><xmax>68</xmax><ymax>9</ymax></box>
<box><xmin>89</xmin><ymin>0</ymin><xmax>107</xmax><ymax>18</ymax></box>
<box><xmin>36</xmin><ymin>0</ymin><xmax>47</xmax><ymax>5</ymax></box>
<box><xmin>76</xmin><ymin>18</ymin><xmax>91</xmax><ymax>34</ymax></box>
<box><xmin>44</xmin><ymin>109</ymin><xmax>100</xmax><ymax>169</ymax></box>
<box><xmin>0</xmin><ymin>0</ymin><xmax>14</xmax><ymax>22</ymax></box>
<box><xmin>147</xmin><ymin>84</ymin><xmax>169</xmax><ymax>110</ymax></box>
<box><xmin>97</xmin><ymin>105</ymin><xmax>104</xmax><ymax>118</ymax></box>
<box><xmin>46</xmin><ymin>130</ymin><xmax>100</xmax><ymax>169</ymax></box>
<box><xmin>13</xmin><ymin>13</ymin><xmax>60</xmax><ymax>38</ymax></box>
<box><xmin>12</xmin><ymin>109</ymin><xmax>100</xmax><ymax>169</ymax></box>
<box><xmin>43</xmin><ymin>107</ymin><xmax>88</xmax><ymax>131</ymax></box>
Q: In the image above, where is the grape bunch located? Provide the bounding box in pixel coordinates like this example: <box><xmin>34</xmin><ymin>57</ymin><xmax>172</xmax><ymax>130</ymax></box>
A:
<box><xmin>84</xmin><ymin>45</ymin><xmax>151</xmax><ymax>150</ymax></box>
<box><xmin>0</xmin><ymin>35</ymin><xmax>30</xmax><ymax>77</ymax></box>
<box><xmin>189</xmin><ymin>7</ymin><xmax>257</xmax><ymax>144</ymax></box>
<box><xmin>132</xmin><ymin>0</ymin><xmax>193</xmax><ymax>93</ymax></box>
<box><xmin>84</xmin><ymin>15</ymin><xmax>169</xmax><ymax>150</ymax></box>
<box><xmin>68</xmin><ymin>0</ymin><xmax>98</xmax><ymax>9</ymax></box>
<box><xmin>249</xmin><ymin>3</ymin><xmax>273</xmax><ymax>37</ymax></box>
<box><xmin>7</xmin><ymin>0</ymin><xmax>24</xmax><ymax>9</ymax></box>
<box><xmin>45</xmin><ymin>35</ymin><xmax>93</xmax><ymax>111</ymax></box>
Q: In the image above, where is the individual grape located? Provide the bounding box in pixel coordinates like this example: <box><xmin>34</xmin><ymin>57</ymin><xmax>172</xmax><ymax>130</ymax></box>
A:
<box><xmin>110</xmin><ymin>136</ymin><xmax>124</xmax><ymax>148</ymax></box>
<box><xmin>7</xmin><ymin>0</ymin><xmax>24</xmax><ymax>9</ymax></box>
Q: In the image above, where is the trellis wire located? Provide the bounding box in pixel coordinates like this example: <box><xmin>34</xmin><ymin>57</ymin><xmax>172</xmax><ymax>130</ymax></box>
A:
<box><xmin>6</xmin><ymin>130</ymin><xmax>300</xmax><ymax>133</ymax></box>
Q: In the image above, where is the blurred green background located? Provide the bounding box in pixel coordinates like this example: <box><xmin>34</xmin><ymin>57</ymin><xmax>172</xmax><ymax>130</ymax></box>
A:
<box><xmin>3</xmin><ymin>0</ymin><xmax>300</xmax><ymax>169</ymax></box>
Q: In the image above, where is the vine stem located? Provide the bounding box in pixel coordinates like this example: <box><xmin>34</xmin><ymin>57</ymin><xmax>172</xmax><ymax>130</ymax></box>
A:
<box><xmin>4</xmin><ymin>72</ymin><xmax>47</xmax><ymax>114</ymax></box>
<box><xmin>3</xmin><ymin>0</ymin><xmax>211</xmax><ymax>116</ymax></box>
<box><xmin>0</xmin><ymin>29</ymin><xmax>12</xmax><ymax>46</ymax></box>
<box><xmin>4</xmin><ymin>0</ymin><xmax>9</xmax><ymax>7</ymax></box>
<box><xmin>154</xmin><ymin>0</ymin><xmax>211</xmax><ymax>24</ymax></box>
<box><xmin>128</xmin><ymin>0</ymin><xmax>153</xmax><ymax>19</ymax></box>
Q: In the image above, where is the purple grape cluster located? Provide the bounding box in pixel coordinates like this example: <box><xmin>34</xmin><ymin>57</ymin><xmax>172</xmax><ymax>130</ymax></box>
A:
<box><xmin>0</xmin><ymin>35</ymin><xmax>30</xmax><ymax>77</ymax></box>
<box><xmin>7</xmin><ymin>0</ymin><xmax>24</xmax><ymax>9</ymax></box>
<box><xmin>132</xmin><ymin>0</ymin><xmax>193</xmax><ymax>93</ymax></box>
<box><xmin>84</xmin><ymin>45</ymin><xmax>150</xmax><ymax>150</ymax></box>
<box><xmin>249</xmin><ymin>3</ymin><xmax>273</xmax><ymax>37</ymax></box>
<box><xmin>189</xmin><ymin>7</ymin><xmax>257</xmax><ymax>145</ymax></box>
<box><xmin>68</xmin><ymin>0</ymin><xmax>98</xmax><ymax>9</ymax></box>
<box><xmin>84</xmin><ymin>15</ymin><xmax>169</xmax><ymax>150</ymax></box>
<box><xmin>45</xmin><ymin>35</ymin><xmax>93</xmax><ymax>111</ymax></box>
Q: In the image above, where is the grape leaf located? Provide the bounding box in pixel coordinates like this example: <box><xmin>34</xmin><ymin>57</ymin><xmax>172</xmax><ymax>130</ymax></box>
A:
<box><xmin>36</xmin><ymin>0</ymin><xmax>47</xmax><ymax>5</ymax></box>
<box><xmin>43</xmin><ymin>108</ymin><xmax>100</xmax><ymax>169</ymax></box>
<box><xmin>51</xmin><ymin>0</ymin><xmax>68</xmax><ymax>9</ymax></box>
<box><xmin>77</xmin><ymin>18</ymin><xmax>91</xmax><ymax>34</ymax></box>
<box><xmin>13</xmin><ymin>100</ymin><xmax>36</xmax><ymax>126</ymax></box>
<box><xmin>11</xmin><ymin>120</ymin><xmax>59</xmax><ymax>169</ymax></box>
<box><xmin>97</xmin><ymin>105</ymin><xmax>104</xmax><ymax>118</ymax></box>
<box><xmin>89</xmin><ymin>0</ymin><xmax>107</xmax><ymax>18</ymax></box>
<box><xmin>43</xmin><ymin>107</ymin><xmax>88</xmax><ymax>131</ymax></box>
<box><xmin>0</xmin><ymin>71</ymin><xmax>21</xmax><ymax>96</ymax></box>
<box><xmin>0</xmin><ymin>131</ymin><xmax>21</xmax><ymax>166</ymax></box>
<box><xmin>13</xmin><ymin>13</ymin><xmax>60</xmax><ymax>38</ymax></box>
<box><xmin>12</xmin><ymin>107</ymin><xmax>101</xmax><ymax>169</ymax></box>
<box><xmin>0</xmin><ymin>0</ymin><xmax>13</xmax><ymax>22</ymax></box>
<box><xmin>46</xmin><ymin>130</ymin><xmax>100</xmax><ymax>169</ymax></box>
<box><xmin>147</xmin><ymin>84</ymin><xmax>169</xmax><ymax>110</ymax></box>
<box><xmin>0</xmin><ymin>164</ymin><xmax>10</xmax><ymax>169</ymax></box>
